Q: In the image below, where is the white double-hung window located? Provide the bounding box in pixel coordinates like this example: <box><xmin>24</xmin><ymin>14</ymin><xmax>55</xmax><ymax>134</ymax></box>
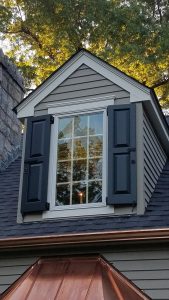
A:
<box><xmin>45</xmin><ymin>107</ymin><xmax>111</xmax><ymax>219</ymax></box>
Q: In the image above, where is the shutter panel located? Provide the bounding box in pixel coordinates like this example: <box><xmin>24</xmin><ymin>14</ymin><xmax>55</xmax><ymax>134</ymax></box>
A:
<box><xmin>21</xmin><ymin>115</ymin><xmax>53</xmax><ymax>214</ymax></box>
<box><xmin>107</xmin><ymin>104</ymin><xmax>136</xmax><ymax>205</ymax></box>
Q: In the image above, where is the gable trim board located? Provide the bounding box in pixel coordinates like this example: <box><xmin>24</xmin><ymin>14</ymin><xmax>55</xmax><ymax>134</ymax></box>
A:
<box><xmin>1</xmin><ymin>228</ymin><xmax>169</xmax><ymax>251</ymax></box>
<box><xmin>14</xmin><ymin>49</ymin><xmax>169</xmax><ymax>154</ymax></box>
<box><xmin>15</xmin><ymin>49</ymin><xmax>151</xmax><ymax>118</ymax></box>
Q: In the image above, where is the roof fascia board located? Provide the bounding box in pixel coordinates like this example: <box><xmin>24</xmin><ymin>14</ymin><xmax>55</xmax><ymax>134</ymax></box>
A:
<box><xmin>1</xmin><ymin>228</ymin><xmax>169</xmax><ymax>251</ymax></box>
<box><xmin>17</xmin><ymin>51</ymin><xmax>151</xmax><ymax>118</ymax></box>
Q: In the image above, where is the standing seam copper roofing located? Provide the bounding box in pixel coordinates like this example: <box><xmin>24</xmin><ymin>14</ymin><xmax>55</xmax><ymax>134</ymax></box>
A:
<box><xmin>1</xmin><ymin>256</ymin><xmax>151</xmax><ymax>300</ymax></box>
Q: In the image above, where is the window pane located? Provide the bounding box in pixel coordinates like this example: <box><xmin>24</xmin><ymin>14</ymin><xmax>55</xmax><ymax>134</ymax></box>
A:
<box><xmin>56</xmin><ymin>184</ymin><xmax>70</xmax><ymax>205</ymax></box>
<box><xmin>72</xmin><ymin>182</ymin><xmax>86</xmax><ymax>204</ymax></box>
<box><xmin>73</xmin><ymin>138</ymin><xmax>87</xmax><ymax>159</ymax></box>
<box><xmin>73</xmin><ymin>159</ymin><xmax>87</xmax><ymax>181</ymax></box>
<box><xmin>89</xmin><ymin>158</ymin><xmax>102</xmax><ymax>180</ymax></box>
<box><xmin>58</xmin><ymin>140</ymin><xmax>72</xmax><ymax>160</ymax></box>
<box><xmin>89</xmin><ymin>136</ymin><xmax>103</xmax><ymax>157</ymax></box>
<box><xmin>56</xmin><ymin>112</ymin><xmax>103</xmax><ymax>206</ymax></box>
<box><xmin>89</xmin><ymin>113</ymin><xmax>103</xmax><ymax>135</ymax></box>
<box><xmin>58</xmin><ymin>117</ymin><xmax>73</xmax><ymax>139</ymax></box>
<box><xmin>88</xmin><ymin>181</ymin><xmax>102</xmax><ymax>203</ymax></box>
<box><xmin>74</xmin><ymin>115</ymin><xmax>87</xmax><ymax>137</ymax></box>
<box><xmin>57</xmin><ymin>161</ymin><xmax>71</xmax><ymax>183</ymax></box>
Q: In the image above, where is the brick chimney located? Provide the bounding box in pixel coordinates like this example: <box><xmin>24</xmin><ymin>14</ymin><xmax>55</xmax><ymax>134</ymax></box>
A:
<box><xmin>0</xmin><ymin>49</ymin><xmax>25</xmax><ymax>170</ymax></box>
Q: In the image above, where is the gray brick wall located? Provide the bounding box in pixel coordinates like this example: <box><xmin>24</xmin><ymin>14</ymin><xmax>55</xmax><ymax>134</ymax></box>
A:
<box><xmin>0</xmin><ymin>49</ymin><xmax>25</xmax><ymax>170</ymax></box>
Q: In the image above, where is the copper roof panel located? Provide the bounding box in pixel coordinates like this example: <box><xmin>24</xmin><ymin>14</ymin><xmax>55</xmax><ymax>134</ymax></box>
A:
<box><xmin>1</xmin><ymin>256</ymin><xmax>151</xmax><ymax>300</ymax></box>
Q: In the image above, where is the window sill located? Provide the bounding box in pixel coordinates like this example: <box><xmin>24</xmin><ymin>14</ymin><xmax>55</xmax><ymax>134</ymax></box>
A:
<box><xmin>42</xmin><ymin>204</ymin><xmax>114</xmax><ymax>219</ymax></box>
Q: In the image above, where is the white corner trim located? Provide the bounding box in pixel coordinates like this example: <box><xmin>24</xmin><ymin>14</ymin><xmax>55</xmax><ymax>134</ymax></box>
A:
<box><xmin>17</xmin><ymin>51</ymin><xmax>151</xmax><ymax>118</ymax></box>
<box><xmin>17</xmin><ymin>120</ymin><xmax>27</xmax><ymax>223</ymax></box>
<box><xmin>136</xmin><ymin>103</ymin><xmax>145</xmax><ymax>215</ymax></box>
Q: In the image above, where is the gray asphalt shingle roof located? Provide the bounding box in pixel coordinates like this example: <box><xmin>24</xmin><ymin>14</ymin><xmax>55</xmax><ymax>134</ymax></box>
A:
<box><xmin>0</xmin><ymin>156</ymin><xmax>169</xmax><ymax>239</ymax></box>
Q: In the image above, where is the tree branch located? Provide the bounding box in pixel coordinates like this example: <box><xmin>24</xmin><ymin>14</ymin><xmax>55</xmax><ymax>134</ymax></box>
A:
<box><xmin>151</xmin><ymin>77</ymin><xmax>169</xmax><ymax>88</ymax></box>
<box><xmin>2</xmin><ymin>30</ymin><xmax>23</xmax><ymax>34</ymax></box>
<box><xmin>21</xmin><ymin>26</ymin><xmax>56</xmax><ymax>61</ymax></box>
<box><xmin>156</xmin><ymin>0</ymin><xmax>163</xmax><ymax>23</ymax></box>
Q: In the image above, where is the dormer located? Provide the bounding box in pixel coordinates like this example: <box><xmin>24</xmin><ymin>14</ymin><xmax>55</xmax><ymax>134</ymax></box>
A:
<box><xmin>15</xmin><ymin>49</ymin><xmax>169</xmax><ymax>221</ymax></box>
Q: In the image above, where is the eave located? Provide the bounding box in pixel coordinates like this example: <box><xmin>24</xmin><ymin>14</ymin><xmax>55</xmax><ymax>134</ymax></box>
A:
<box><xmin>1</xmin><ymin>228</ymin><xmax>169</xmax><ymax>251</ymax></box>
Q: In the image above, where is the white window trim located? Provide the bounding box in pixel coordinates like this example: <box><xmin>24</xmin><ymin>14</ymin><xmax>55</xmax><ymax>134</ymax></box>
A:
<box><xmin>43</xmin><ymin>98</ymin><xmax>115</xmax><ymax>219</ymax></box>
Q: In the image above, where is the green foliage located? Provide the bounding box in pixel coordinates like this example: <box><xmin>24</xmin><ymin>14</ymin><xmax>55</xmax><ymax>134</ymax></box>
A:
<box><xmin>0</xmin><ymin>0</ymin><xmax>169</xmax><ymax>106</ymax></box>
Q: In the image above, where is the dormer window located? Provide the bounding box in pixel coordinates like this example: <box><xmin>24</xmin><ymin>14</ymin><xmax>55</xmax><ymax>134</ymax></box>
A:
<box><xmin>21</xmin><ymin>102</ymin><xmax>139</xmax><ymax>219</ymax></box>
<box><xmin>17</xmin><ymin>50</ymin><xmax>168</xmax><ymax>221</ymax></box>
<box><xmin>56</xmin><ymin>112</ymin><xmax>104</xmax><ymax>206</ymax></box>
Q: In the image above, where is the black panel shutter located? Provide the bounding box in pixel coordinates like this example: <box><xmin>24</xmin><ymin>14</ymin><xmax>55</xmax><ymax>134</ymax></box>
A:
<box><xmin>107</xmin><ymin>104</ymin><xmax>136</xmax><ymax>205</ymax></box>
<box><xmin>21</xmin><ymin>115</ymin><xmax>54</xmax><ymax>214</ymax></box>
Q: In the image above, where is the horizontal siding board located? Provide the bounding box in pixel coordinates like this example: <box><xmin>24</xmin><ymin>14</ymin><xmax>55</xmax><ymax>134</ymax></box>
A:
<box><xmin>0</xmin><ymin>257</ymin><xmax>36</xmax><ymax>267</ymax></box>
<box><xmin>69</xmin><ymin>68</ymin><xmax>97</xmax><ymax>78</ymax></box>
<box><xmin>144</xmin><ymin>173</ymin><xmax>156</xmax><ymax>192</ymax></box>
<box><xmin>143</xmin><ymin>126</ymin><xmax>165</xmax><ymax>167</ymax></box>
<box><xmin>123</xmin><ymin>270</ymin><xmax>169</xmax><ymax>280</ymax></box>
<box><xmin>0</xmin><ymin>285</ymin><xmax>9</xmax><ymax>293</ymax></box>
<box><xmin>143</xmin><ymin>136</ymin><xmax>164</xmax><ymax>171</ymax></box>
<box><xmin>0</xmin><ymin>265</ymin><xmax>28</xmax><ymax>276</ymax></box>
<box><xmin>60</xmin><ymin>74</ymin><xmax>104</xmax><ymax>86</ymax></box>
<box><xmin>143</xmin><ymin>112</ymin><xmax>167</xmax><ymax>205</ymax></box>
<box><xmin>143</xmin><ymin>115</ymin><xmax>166</xmax><ymax>162</ymax></box>
<box><xmin>0</xmin><ymin>275</ymin><xmax>21</xmax><ymax>285</ymax></box>
<box><xmin>51</xmin><ymin>79</ymin><xmax>116</xmax><ymax>94</ymax></box>
<box><xmin>78</xmin><ymin>64</ymin><xmax>89</xmax><ymax>70</ymax></box>
<box><xmin>144</xmin><ymin>155</ymin><xmax>159</xmax><ymax>182</ymax></box>
<box><xmin>144</xmin><ymin>191</ymin><xmax>150</xmax><ymax>204</ymax></box>
<box><xmin>144</xmin><ymin>144</ymin><xmax>163</xmax><ymax>177</ymax></box>
<box><xmin>144</xmin><ymin>167</ymin><xmax>157</xmax><ymax>189</ymax></box>
<box><xmin>144</xmin><ymin>182</ymin><xmax>153</xmax><ymax>198</ymax></box>
<box><xmin>103</xmin><ymin>249</ymin><xmax>169</xmax><ymax>261</ymax></box>
<box><xmin>35</xmin><ymin>95</ymin><xmax>130</xmax><ymax>112</ymax></box>
<box><xmin>35</xmin><ymin>64</ymin><xmax>129</xmax><ymax>113</ymax></box>
<box><xmin>145</xmin><ymin>289</ymin><xmax>169</xmax><ymax>299</ymax></box>
<box><xmin>103</xmin><ymin>248</ymin><xmax>169</xmax><ymax>299</ymax></box>
<box><xmin>0</xmin><ymin>257</ymin><xmax>37</xmax><ymax>294</ymax></box>
<box><xmin>112</xmin><ymin>259</ymin><xmax>169</xmax><ymax>271</ymax></box>
<box><xmin>134</xmin><ymin>279</ymin><xmax>169</xmax><ymax>290</ymax></box>
<box><xmin>42</xmin><ymin>87</ymin><xmax>129</xmax><ymax>103</ymax></box>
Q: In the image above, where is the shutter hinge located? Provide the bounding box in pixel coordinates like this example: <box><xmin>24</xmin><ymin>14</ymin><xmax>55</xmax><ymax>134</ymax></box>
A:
<box><xmin>50</xmin><ymin>116</ymin><xmax>54</xmax><ymax>124</ymax></box>
<box><xmin>46</xmin><ymin>202</ymin><xmax>50</xmax><ymax>210</ymax></box>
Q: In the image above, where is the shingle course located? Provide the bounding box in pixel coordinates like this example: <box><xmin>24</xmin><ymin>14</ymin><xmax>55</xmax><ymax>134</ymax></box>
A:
<box><xmin>0</xmin><ymin>157</ymin><xmax>169</xmax><ymax>239</ymax></box>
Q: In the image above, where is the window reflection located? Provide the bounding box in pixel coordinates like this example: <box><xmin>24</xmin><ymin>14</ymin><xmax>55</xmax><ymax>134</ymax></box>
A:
<box><xmin>89</xmin><ymin>158</ymin><xmax>102</xmax><ymax>179</ymax></box>
<box><xmin>73</xmin><ymin>138</ymin><xmax>87</xmax><ymax>159</ymax></box>
<box><xmin>58</xmin><ymin>140</ymin><xmax>72</xmax><ymax>160</ymax></box>
<box><xmin>88</xmin><ymin>181</ymin><xmax>102</xmax><ymax>203</ymax></box>
<box><xmin>72</xmin><ymin>182</ymin><xmax>86</xmax><ymax>204</ymax></box>
<box><xmin>74</xmin><ymin>115</ymin><xmax>87</xmax><ymax>136</ymax></box>
<box><xmin>57</xmin><ymin>161</ymin><xmax>71</xmax><ymax>183</ymax></box>
<box><xmin>58</xmin><ymin>117</ymin><xmax>73</xmax><ymax>139</ymax></box>
<box><xmin>56</xmin><ymin>112</ymin><xmax>103</xmax><ymax>206</ymax></box>
<box><xmin>56</xmin><ymin>184</ymin><xmax>70</xmax><ymax>205</ymax></box>
<box><xmin>89</xmin><ymin>113</ymin><xmax>103</xmax><ymax>135</ymax></box>
<box><xmin>89</xmin><ymin>136</ymin><xmax>103</xmax><ymax>157</ymax></box>
<box><xmin>73</xmin><ymin>159</ymin><xmax>87</xmax><ymax>181</ymax></box>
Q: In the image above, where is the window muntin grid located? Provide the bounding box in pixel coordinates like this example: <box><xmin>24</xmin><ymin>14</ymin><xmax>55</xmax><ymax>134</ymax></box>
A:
<box><xmin>56</xmin><ymin>112</ymin><xmax>103</xmax><ymax>206</ymax></box>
